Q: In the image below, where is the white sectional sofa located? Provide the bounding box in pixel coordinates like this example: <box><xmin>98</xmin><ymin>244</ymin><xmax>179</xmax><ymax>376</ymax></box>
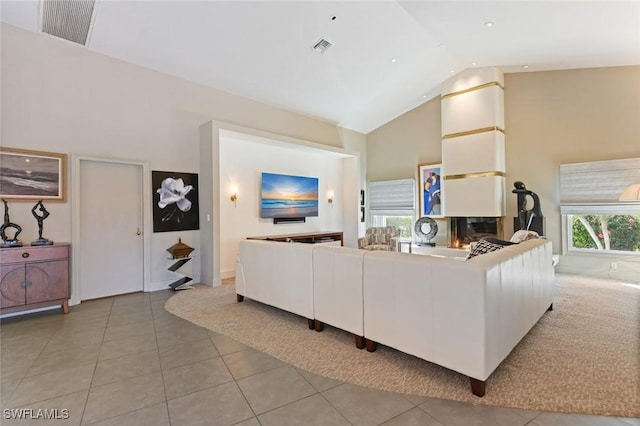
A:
<box><xmin>235</xmin><ymin>239</ymin><xmax>316</xmax><ymax>329</ymax></box>
<box><xmin>363</xmin><ymin>238</ymin><xmax>554</xmax><ymax>397</ymax></box>
<box><xmin>234</xmin><ymin>237</ymin><xmax>554</xmax><ymax>396</ymax></box>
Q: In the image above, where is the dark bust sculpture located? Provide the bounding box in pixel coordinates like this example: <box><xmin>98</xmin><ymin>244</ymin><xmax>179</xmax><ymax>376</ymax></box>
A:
<box><xmin>31</xmin><ymin>200</ymin><xmax>53</xmax><ymax>246</ymax></box>
<box><xmin>0</xmin><ymin>199</ymin><xmax>23</xmax><ymax>247</ymax></box>
<box><xmin>512</xmin><ymin>181</ymin><xmax>545</xmax><ymax>235</ymax></box>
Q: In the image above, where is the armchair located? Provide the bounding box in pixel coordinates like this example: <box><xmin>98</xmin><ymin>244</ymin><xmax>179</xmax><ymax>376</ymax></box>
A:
<box><xmin>358</xmin><ymin>226</ymin><xmax>400</xmax><ymax>251</ymax></box>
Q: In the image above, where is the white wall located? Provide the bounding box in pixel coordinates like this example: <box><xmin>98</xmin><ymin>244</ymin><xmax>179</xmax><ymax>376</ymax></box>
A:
<box><xmin>219</xmin><ymin>134</ymin><xmax>350</xmax><ymax>278</ymax></box>
<box><xmin>366</xmin><ymin>66</ymin><xmax>640</xmax><ymax>282</ymax></box>
<box><xmin>1</xmin><ymin>24</ymin><xmax>366</xmax><ymax>297</ymax></box>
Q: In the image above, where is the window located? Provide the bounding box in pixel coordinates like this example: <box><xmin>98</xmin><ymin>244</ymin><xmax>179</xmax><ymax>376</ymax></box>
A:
<box><xmin>568</xmin><ymin>214</ymin><xmax>640</xmax><ymax>253</ymax></box>
<box><xmin>560</xmin><ymin>158</ymin><xmax>640</xmax><ymax>255</ymax></box>
<box><xmin>371</xmin><ymin>215</ymin><xmax>413</xmax><ymax>237</ymax></box>
<box><xmin>368</xmin><ymin>179</ymin><xmax>415</xmax><ymax>238</ymax></box>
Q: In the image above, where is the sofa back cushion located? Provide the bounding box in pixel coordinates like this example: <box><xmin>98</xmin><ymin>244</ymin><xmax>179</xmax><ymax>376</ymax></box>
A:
<box><xmin>366</xmin><ymin>226</ymin><xmax>399</xmax><ymax>242</ymax></box>
<box><xmin>313</xmin><ymin>245</ymin><xmax>366</xmax><ymax>335</ymax></box>
<box><xmin>236</xmin><ymin>240</ymin><xmax>315</xmax><ymax>318</ymax></box>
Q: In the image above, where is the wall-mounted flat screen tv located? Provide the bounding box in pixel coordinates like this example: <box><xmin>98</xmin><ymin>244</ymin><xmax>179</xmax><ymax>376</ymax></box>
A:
<box><xmin>260</xmin><ymin>172</ymin><xmax>319</xmax><ymax>219</ymax></box>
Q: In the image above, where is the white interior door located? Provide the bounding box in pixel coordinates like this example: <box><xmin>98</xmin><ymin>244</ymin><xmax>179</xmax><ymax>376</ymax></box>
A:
<box><xmin>79</xmin><ymin>160</ymin><xmax>144</xmax><ymax>300</ymax></box>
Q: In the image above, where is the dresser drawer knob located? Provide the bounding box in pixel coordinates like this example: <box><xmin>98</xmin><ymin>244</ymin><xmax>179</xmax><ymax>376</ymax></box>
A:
<box><xmin>22</xmin><ymin>252</ymin><xmax>30</xmax><ymax>259</ymax></box>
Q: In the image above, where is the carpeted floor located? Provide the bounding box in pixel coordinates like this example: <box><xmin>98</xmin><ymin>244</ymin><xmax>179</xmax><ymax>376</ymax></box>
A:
<box><xmin>164</xmin><ymin>273</ymin><xmax>640</xmax><ymax>418</ymax></box>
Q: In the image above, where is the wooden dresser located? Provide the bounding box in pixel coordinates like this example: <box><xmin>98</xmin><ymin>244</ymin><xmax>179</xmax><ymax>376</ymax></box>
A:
<box><xmin>0</xmin><ymin>243</ymin><xmax>70</xmax><ymax>315</ymax></box>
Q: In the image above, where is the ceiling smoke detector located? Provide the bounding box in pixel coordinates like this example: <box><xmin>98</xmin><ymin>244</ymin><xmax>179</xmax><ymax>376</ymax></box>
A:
<box><xmin>41</xmin><ymin>0</ymin><xmax>96</xmax><ymax>46</ymax></box>
<box><xmin>312</xmin><ymin>38</ymin><xmax>333</xmax><ymax>53</ymax></box>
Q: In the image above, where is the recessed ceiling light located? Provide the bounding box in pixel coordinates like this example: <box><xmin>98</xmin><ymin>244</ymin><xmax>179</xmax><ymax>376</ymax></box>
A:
<box><xmin>450</xmin><ymin>69</ymin><xmax>455</xmax><ymax>74</ymax></box>
<box><xmin>484</xmin><ymin>21</ymin><xmax>495</xmax><ymax>28</ymax></box>
<box><xmin>391</xmin><ymin>58</ymin><xmax>398</xmax><ymax>63</ymax></box>
<box><xmin>522</xmin><ymin>65</ymin><xmax>529</xmax><ymax>69</ymax></box>
<box><xmin>471</xmin><ymin>62</ymin><xmax>477</xmax><ymax>66</ymax></box>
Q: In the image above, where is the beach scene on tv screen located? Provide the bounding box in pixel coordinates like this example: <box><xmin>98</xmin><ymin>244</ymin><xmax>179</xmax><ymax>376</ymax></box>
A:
<box><xmin>261</xmin><ymin>172</ymin><xmax>319</xmax><ymax>218</ymax></box>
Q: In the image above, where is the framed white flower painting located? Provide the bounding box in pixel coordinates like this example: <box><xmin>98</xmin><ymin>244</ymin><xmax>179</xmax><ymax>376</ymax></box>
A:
<box><xmin>152</xmin><ymin>171</ymin><xmax>200</xmax><ymax>232</ymax></box>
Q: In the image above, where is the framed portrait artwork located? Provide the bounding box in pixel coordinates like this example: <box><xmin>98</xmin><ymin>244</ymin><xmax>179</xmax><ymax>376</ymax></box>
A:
<box><xmin>418</xmin><ymin>163</ymin><xmax>443</xmax><ymax>218</ymax></box>
<box><xmin>152</xmin><ymin>170</ymin><xmax>200</xmax><ymax>232</ymax></box>
<box><xmin>0</xmin><ymin>148</ymin><xmax>67</xmax><ymax>201</ymax></box>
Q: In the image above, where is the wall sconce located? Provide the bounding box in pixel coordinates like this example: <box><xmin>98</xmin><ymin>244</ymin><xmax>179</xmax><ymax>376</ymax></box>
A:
<box><xmin>619</xmin><ymin>184</ymin><xmax>640</xmax><ymax>201</ymax></box>
<box><xmin>327</xmin><ymin>190</ymin><xmax>334</xmax><ymax>207</ymax></box>
<box><xmin>230</xmin><ymin>185</ymin><xmax>238</xmax><ymax>207</ymax></box>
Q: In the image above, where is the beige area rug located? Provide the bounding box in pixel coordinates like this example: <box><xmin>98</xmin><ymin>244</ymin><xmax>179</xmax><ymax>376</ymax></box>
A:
<box><xmin>165</xmin><ymin>274</ymin><xmax>640</xmax><ymax>418</ymax></box>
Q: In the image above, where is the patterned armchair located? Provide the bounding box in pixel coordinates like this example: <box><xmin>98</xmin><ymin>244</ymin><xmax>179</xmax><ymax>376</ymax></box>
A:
<box><xmin>358</xmin><ymin>226</ymin><xmax>400</xmax><ymax>251</ymax></box>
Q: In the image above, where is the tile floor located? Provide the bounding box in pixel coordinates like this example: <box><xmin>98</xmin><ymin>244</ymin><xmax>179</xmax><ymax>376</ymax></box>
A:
<box><xmin>1</xmin><ymin>289</ymin><xmax>639</xmax><ymax>426</ymax></box>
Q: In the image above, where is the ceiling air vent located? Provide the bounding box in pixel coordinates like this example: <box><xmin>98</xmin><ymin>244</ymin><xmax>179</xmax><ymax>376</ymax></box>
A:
<box><xmin>312</xmin><ymin>38</ymin><xmax>333</xmax><ymax>53</ymax></box>
<box><xmin>41</xmin><ymin>0</ymin><xmax>96</xmax><ymax>46</ymax></box>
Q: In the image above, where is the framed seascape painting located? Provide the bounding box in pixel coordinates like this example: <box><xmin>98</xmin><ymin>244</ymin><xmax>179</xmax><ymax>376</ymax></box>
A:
<box><xmin>260</xmin><ymin>172</ymin><xmax>318</xmax><ymax>219</ymax></box>
<box><xmin>0</xmin><ymin>148</ymin><xmax>67</xmax><ymax>201</ymax></box>
<box><xmin>152</xmin><ymin>171</ymin><xmax>200</xmax><ymax>233</ymax></box>
<box><xmin>418</xmin><ymin>163</ymin><xmax>443</xmax><ymax>218</ymax></box>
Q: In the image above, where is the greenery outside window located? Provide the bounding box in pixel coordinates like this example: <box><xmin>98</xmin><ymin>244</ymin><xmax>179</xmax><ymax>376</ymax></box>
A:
<box><xmin>568</xmin><ymin>214</ymin><xmax>640</xmax><ymax>253</ymax></box>
<box><xmin>560</xmin><ymin>158</ymin><xmax>640</xmax><ymax>255</ymax></box>
<box><xmin>371</xmin><ymin>215</ymin><xmax>413</xmax><ymax>238</ymax></box>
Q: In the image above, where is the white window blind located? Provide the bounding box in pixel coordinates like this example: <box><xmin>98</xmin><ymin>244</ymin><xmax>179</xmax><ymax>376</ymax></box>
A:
<box><xmin>368</xmin><ymin>179</ymin><xmax>415</xmax><ymax>215</ymax></box>
<box><xmin>560</xmin><ymin>157</ymin><xmax>640</xmax><ymax>214</ymax></box>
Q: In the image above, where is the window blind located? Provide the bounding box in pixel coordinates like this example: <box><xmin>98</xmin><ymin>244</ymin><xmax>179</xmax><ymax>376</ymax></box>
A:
<box><xmin>368</xmin><ymin>179</ymin><xmax>415</xmax><ymax>215</ymax></box>
<box><xmin>559</xmin><ymin>157</ymin><xmax>640</xmax><ymax>214</ymax></box>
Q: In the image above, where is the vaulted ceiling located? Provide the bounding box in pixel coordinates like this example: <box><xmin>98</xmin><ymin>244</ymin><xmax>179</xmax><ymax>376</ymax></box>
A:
<box><xmin>2</xmin><ymin>1</ymin><xmax>639</xmax><ymax>133</ymax></box>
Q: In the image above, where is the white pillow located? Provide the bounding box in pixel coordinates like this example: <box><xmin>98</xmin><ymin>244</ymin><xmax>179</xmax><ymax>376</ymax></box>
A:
<box><xmin>510</xmin><ymin>230</ymin><xmax>540</xmax><ymax>243</ymax></box>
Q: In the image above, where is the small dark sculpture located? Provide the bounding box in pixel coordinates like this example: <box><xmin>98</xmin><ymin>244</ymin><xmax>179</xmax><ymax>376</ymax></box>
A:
<box><xmin>512</xmin><ymin>181</ymin><xmax>545</xmax><ymax>235</ymax></box>
<box><xmin>0</xmin><ymin>199</ymin><xmax>23</xmax><ymax>247</ymax></box>
<box><xmin>31</xmin><ymin>200</ymin><xmax>53</xmax><ymax>246</ymax></box>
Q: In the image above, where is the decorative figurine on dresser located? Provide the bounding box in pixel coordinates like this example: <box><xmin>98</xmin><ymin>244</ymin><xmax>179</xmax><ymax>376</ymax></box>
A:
<box><xmin>0</xmin><ymin>199</ymin><xmax>70</xmax><ymax>315</ymax></box>
<box><xmin>0</xmin><ymin>199</ymin><xmax>23</xmax><ymax>247</ymax></box>
<box><xmin>31</xmin><ymin>200</ymin><xmax>54</xmax><ymax>246</ymax></box>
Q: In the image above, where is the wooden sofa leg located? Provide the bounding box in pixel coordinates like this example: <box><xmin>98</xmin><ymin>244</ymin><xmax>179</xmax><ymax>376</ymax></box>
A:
<box><xmin>354</xmin><ymin>335</ymin><xmax>365</xmax><ymax>349</ymax></box>
<box><xmin>365</xmin><ymin>339</ymin><xmax>377</xmax><ymax>352</ymax></box>
<box><xmin>470</xmin><ymin>378</ymin><xmax>486</xmax><ymax>397</ymax></box>
<box><xmin>307</xmin><ymin>319</ymin><xmax>315</xmax><ymax>330</ymax></box>
<box><xmin>236</xmin><ymin>294</ymin><xmax>244</xmax><ymax>302</ymax></box>
<box><xmin>315</xmin><ymin>320</ymin><xmax>324</xmax><ymax>332</ymax></box>
<box><xmin>547</xmin><ymin>303</ymin><xmax>553</xmax><ymax>311</ymax></box>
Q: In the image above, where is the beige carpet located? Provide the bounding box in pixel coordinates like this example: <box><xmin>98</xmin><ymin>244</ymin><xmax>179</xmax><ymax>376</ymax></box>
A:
<box><xmin>165</xmin><ymin>274</ymin><xmax>640</xmax><ymax>418</ymax></box>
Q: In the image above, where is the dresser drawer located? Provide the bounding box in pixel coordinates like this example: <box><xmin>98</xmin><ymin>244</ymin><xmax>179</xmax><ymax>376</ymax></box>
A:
<box><xmin>1</xmin><ymin>244</ymin><xmax>69</xmax><ymax>264</ymax></box>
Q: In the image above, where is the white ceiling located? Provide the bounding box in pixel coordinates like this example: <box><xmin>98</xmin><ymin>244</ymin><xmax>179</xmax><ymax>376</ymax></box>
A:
<box><xmin>2</xmin><ymin>1</ymin><xmax>639</xmax><ymax>134</ymax></box>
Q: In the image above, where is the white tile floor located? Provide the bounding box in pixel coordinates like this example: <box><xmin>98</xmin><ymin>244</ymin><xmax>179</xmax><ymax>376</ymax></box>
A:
<box><xmin>1</xmin><ymin>289</ymin><xmax>638</xmax><ymax>425</ymax></box>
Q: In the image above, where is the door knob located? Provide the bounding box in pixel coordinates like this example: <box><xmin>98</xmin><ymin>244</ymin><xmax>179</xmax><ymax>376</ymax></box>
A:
<box><xmin>136</xmin><ymin>228</ymin><xmax>142</xmax><ymax>236</ymax></box>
